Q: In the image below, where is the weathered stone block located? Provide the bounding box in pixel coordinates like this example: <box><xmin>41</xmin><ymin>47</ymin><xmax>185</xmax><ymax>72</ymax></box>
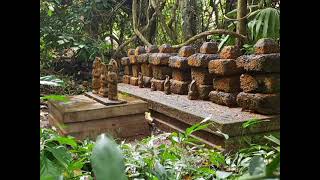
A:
<box><xmin>134</xmin><ymin>46</ymin><xmax>146</xmax><ymax>55</ymax></box>
<box><xmin>188</xmin><ymin>53</ymin><xmax>219</xmax><ymax>68</ymax></box>
<box><xmin>132</xmin><ymin>64</ymin><xmax>141</xmax><ymax>77</ymax></box>
<box><xmin>178</xmin><ymin>46</ymin><xmax>195</xmax><ymax>57</ymax></box>
<box><xmin>141</xmin><ymin>63</ymin><xmax>153</xmax><ymax>77</ymax></box>
<box><xmin>121</xmin><ymin>57</ymin><xmax>130</xmax><ymax>65</ymax></box>
<box><xmin>244</xmin><ymin>53</ymin><xmax>280</xmax><ymax>73</ymax></box>
<box><xmin>124</xmin><ymin>65</ymin><xmax>132</xmax><ymax>75</ymax></box>
<box><xmin>200</xmin><ymin>42</ymin><xmax>218</xmax><ymax>54</ymax></box>
<box><xmin>213</xmin><ymin>76</ymin><xmax>241</xmax><ymax>92</ymax></box>
<box><xmin>235</xmin><ymin>55</ymin><xmax>253</xmax><ymax>69</ymax></box>
<box><xmin>198</xmin><ymin>85</ymin><xmax>213</xmax><ymax>100</ymax></box>
<box><xmin>149</xmin><ymin>53</ymin><xmax>172</xmax><ymax>65</ymax></box>
<box><xmin>208</xmin><ymin>59</ymin><xmax>243</xmax><ymax>76</ymax></box>
<box><xmin>122</xmin><ymin>75</ymin><xmax>131</xmax><ymax>84</ymax></box>
<box><xmin>152</xmin><ymin>65</ymin><xmax>172</xmax><ymax>80</ymax></box>
<box><xmin>209</xmin><ymin>91</ymin><xmax>238</xmax><ymax>107</ymax></box>
<box><xmin>143</xmin><ymin>76</ymin><xmax>152</xmax><ymax>88</ymax></box>
<box><xmin>254</xmin><ymin>38</ymin><xmax>279</xmax><ymax>54</ymax></box>
<box><xmin>170</xmin><ymin>79</ymin><xmax>189</xmax><ymax>95</ymax></box>
<box><xmin>236</xmin><ymin>92</ymin><xmax>280</xmax><ymax>115</ymax></box>
<box><xmin>146</xmin><ymin>45</ymin><xmax>159</xmax><ymax>53</ymax></box>
<box><xmin>219</xmin><ymin>46</ymin><xmax>241</xmax><ymax>59</ymax></box>
<box><xmin>127</xmin><ymin>49</ymin><xmax>135</xmax><ymax>56</ymax></box>
<box><xmin>130</xmin><ymin>77</ymin><xmax>139</xmax><ymax>86</ymax></box>
<box><xmin>151</xmin><ymin>78</ymin><xmax>165</xmax><ymax>91</ymax></box>
<box><xmin>159</xmin><ymin>44</ymin><xmax>174</xmax><ymax>53</ymax></box>
<box><xmin>129</xmin><ymin>55</ymin><xmax>138</xmax><ymax>64</ymax></box>
<box><xmin>191</xmin><ymin>68</ymin><xmax>213</xmax><ymax>85</ymax></box>
<box><xmin>137</xmin><ymin>53</ymin><xmax>150</xmax><ymax>64</ymax></box>
<box><xmin>169</xmin><ymin>56</ymin><xmax>189</xmax><ymax>69</ymax></box>
<box><xmin>240</xmin><ymin>73</ymin><xmax>280</xmax><ymax>93</ymax></box>
<box><xmin>172</xmin><ymin>69</ymin><xmax>191</xmax><ymax>81</ymax></box>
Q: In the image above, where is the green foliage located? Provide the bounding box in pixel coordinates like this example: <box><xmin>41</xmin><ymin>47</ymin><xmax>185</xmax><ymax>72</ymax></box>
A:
<box><xmin>40</xmin><ymin>75</ymin><xmax>65</xmax><ymax>87</ymax></box>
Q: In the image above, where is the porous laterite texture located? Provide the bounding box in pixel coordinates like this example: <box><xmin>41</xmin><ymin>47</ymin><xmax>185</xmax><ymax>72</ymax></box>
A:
<box><xmin>130</xmin><ymin>77</ymin><xmax>139</xmax><ymax>86</ymax></box>
<box><xmin>172</xmin><ymin>69</ymin><xmax>191</xmax><ymax>81</ymax></box>
<box><xmin>188</xmin><ymin>53</ymin><xmax>219</xmax><ymax>68</ymax></box>
<box><xmin>159</xmin><ymin>44</ymin><xmax>174</xmax><ymax>53</ymax></box>
<box><xmin>170</xmin><ymin>79</ymin><xmax>189</xmax><ymax>95</ymax></box>
<box><xmin>136</xmin><ymin>54</ymin><xmax>150</xmax><ymax>64</ymax></box>
<box><xmin>208</xmin><ymin>59</ymin><xmax>243</xmax><ymax>76</ymax></box>
<box><xmin>141</xmin><ymin>63</ymin><xmax>153</xmax><ymax>77</ymax></box>
<box><xmin>168</xmin><ymin>56</ymin><xmax>189</xmax><ymax>69</ymax></box>
<box><xmin>121</xmin><ymin>57</ymin><xmax>130</xmax><ymax>66</ymax></box>
<box><xmin>146</xmin><ymin>45</ymin><xmax>159</xmax><ymax>53</ymax></box>
<box><xmin>151</xmin><ymin>78</ymin><xmax>165</xmax><ymax>91</ymax></box>
<box><xmin>209</xmin><ymin>91</ymin><xmax>238</xmax><ymax>107</ymax></box>
<box><xmin>236</xmin><ymin>92</ymin><xmax>280</xmax><ymax>115</ymax></box>
<box><xmin>178</xmin><ymin>46</ymin><xmax>195</xmax><ymax>57</ymax></box>
<box><xmin>152</xmin><ymin>65</ymin><xmax>172</xmax><ymax>80</ymax></box>
<box><xmin>122</xmin><ymin>75</ymin><xmax>131</xmax><ymax>84</ymax></box>
<box><xmin>235</xmin><ymin>55</ymin><xmax>253</xmax><ymax>69</ymax></box>
<box><xmin>254</xmin><ymin>38</ymin><xmax>280</xmax><ymax>54</ymax></box>
<box><xmin>240</xmin><ymin>73</ymin><xmax>280</xmax><ymax>93</ymax></box>
<box><xmin>129</xmin><ymin>55</ymin><xmax>138</xmax><ymax>64</ymax></box>
<box><xmin>191</xmin><ymin>68</ymin><xmax>214</xmax><ymax>85</ymax></box>
<box><xmin>149</xmin><ymin>53</ymin><xmax>171</xmax><ymax>65</ymax></box>
<box><xmin>243</xmin><ymin>53</ymin><xmax>280</xmax><ymax>73</ymax></box>
<box><xmin>200</xmin><ymin>42</ymin><xmax>219</xmax><ymax>54</ymax></box>
<box><xmin>132</xmin><ymin>64</ymin><xmax>141</xmax><ymax>77</ymax></box>
<box><xmin>124</xmin><ymin>65</ymin><xmax>132</xmax><ymax>75</ymax></box>
<box><xmin>219</xmin><ymin>46</ymin><xmax>241</xmax><ymax>59</ymax></box>
<box><xmin>213</xmin><ymin>76</ymin><xmax>241</xmax><ymax>93</ymax></box>
<box><xmin>127</xmin><ymin>49</ymin><xmax>135</xmax><ymax>56</ymax></box>
<box><xmin>134</xmin><ymin>46</ymin><xmax>146</xmax><ymax>55</ymax></box>
<box><xmin>198</xmin><ymin>85</ymin><xmax>213</xmax><ymax>100</ymax></box>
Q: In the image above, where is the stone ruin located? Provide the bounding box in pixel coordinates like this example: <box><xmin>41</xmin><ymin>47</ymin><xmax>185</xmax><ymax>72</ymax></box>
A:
<box><xmin>118</xmin><ymin>38</ymin><xmax>280</xmax><ymax>115</ymax></box>
<box><xmin>91</xmin><ymin>57</ymin><xmax>119</xmax><ymax>101</ymax></box>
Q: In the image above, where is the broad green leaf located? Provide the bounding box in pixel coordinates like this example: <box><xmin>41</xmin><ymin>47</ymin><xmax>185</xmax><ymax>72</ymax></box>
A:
<box><xmin>255</xmin><ymin>12</ymin><xmax>264</xmax><ymax>39</ymax></box>
<box><xmin>266</xmin><ymin>153</ymin><xmax>280</xmax><ymax>176</ymax></box>
<box><xmin>262</xmin><ymin>8</ymin><xmax>271</xmax><ymax>37</ymax></box>
<box><xmin>218</xmin><ymin>35</ymin><xmax>230</xmax><ymax>51</ymax></box>
<box><xmin>46</xmin><ymin>146</ymin><xmax>72</xmax><ymax>169</ymax></box>
<box><xmin>264</xmin><ymin>135</ymin><xmax>280</xmax><ymax>146</ymax></box>
<box><xmin>51</xmin><ymin>136</ymin><xmax>78</xmax><ymax>148</ymax></box>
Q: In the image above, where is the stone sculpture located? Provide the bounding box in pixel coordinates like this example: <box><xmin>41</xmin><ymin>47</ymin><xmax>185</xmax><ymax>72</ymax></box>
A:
<box><xmin>138</xmin><ymin>72</ymin><xmax>144</xmax><ymax>88</ymax></box>
<box><xmin>98</xmin><ymin>64</ymin><xmax>108</xmax><ymax>97</ymax></box>
<box><xmin>107</xmin><ymin>64</ymin><xmax>118</xmax><ymax>100</ymax></box>
<box><xmin>92</xmin><ymin>57</ymin><xmax>102</xmax><ymax>94</ymax></box>
<box><xmin>187</xmin><ymin>79</ymin><xmax>198</xmax><ymax>100</ymax></box>
<box><xmin>150</xmin><ymin>80</ymin><xmax>156</xmax><ymax>91</ymax></box>
<box><xmin>164</xmin><ymin>75</ymin><xmax>171</xmax><ymax>95</ymax></box>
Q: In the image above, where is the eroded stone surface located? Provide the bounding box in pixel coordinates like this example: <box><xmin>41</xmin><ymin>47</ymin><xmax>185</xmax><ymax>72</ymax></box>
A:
<box><xmin>143</xmin><ymin>76</ymin><xmax>152</xmax><ymax>88</ymax></box>
<box><xmin>129</xmin><ymin>55</ymin><xmax>138</xmax><ymax>64</ymax></box>
<box><xmin>169</xmin><ymin>56</ymin><xmax>189</xmax><ymax>69</ymax></box>
<box><xmin>137</xmin><ymin>53</ymin><xmax>150</xmax><ymax>64</ymax></box>
<box><xmin>127</xmin><ymin>49</ymin><xmax>135</xmax><ymax>56</ymax></box>
<box><xmin>244</xmin><ymin>53</ymin><xmax>280</xmax><ymax>73</ymax></box>
<box><xmin>172</xmin><ymin>69</ymin><xmax>191</xmax><ymax>81</ymax></box>
<box><xmin>254</xmin><ymin>38</ymin><xmax>280</xmax><ymax>54</ymax></box>
<box><xmin>152</xmin><ymin>65</ymin><xmax>172</xmax><ymax>80</ymax></box>
<box><xmin>240</xmin><ymin>73</ymin><xmax>280</xmax><ymax>93</ymax></box>
<box><xmin>178</xmin><ymin>46</ymin><xmax>195</xmax><ymax>57</ymax></box>
<box><xmin>236</xmin><ymin>92</ymin><xmax>280</xmax><ymax>115</ymax></box>
<box><xmin>188</xmin><ymin>53</ymin><xmax>219</xmax><ymax>68</ymax></box>
<box><xmin>219</xmin><ymin>46</ymin><xmax>241</xmax><ymax>59</ymax></box>
<box><xmin>124</xmin><ymin>65</ymin><xmax>132</xmax><ymax>75</ymax></box>
<box><xmin>141</xmin><ymin>63</ymin><xmax>153</xmax><ymax>77</ymax></box>
<box><xmin>151</xmin><ymin>78</ymin><xmax>165</xmax><ymax>91</ymax></box>
<box><xmin>122</xmin><ymin>75</ymin><xmax>131</xmax><ymax>84</ymax></box>
<box><xmin>159</xmin><ymin>44</ymin><xmax>174</xmax><ymax>53</ymax></box>
<box><xmin>130</xmin><ymin>77</ymin><xmax>139</xmax><ymax>86</ymax></box>
<box><xmin>149</xmin><ymin>53</ymin><xmax>171</xmax><ymax>65</ymax></box>
<box><xmin>191</xmin><ymin>68</ymin><xmax>213</xmax><ymax>85</ymax></box>
<box><xmin>121</xmin><ymin>57</ymin><xmax>130</xmax><ymax>65</ymax></box>
<box><xmin>146</xmin><ymin>45</ymin><xmax>159</xmax><ymax>53</ymax></box>
<box><xmin>213</xmin><ymin>76</ymin><xmax>241</xmax><ymax>92</ymax></box>
<box><xmin>208</xmin><ymin>59</ymin><xmax>243</xmax><ymax>76</ymax></box>
<box><xmin>200</xmin><ymin>42</ymin><xmax>218</xmax><ymax>54</ymax></box>
<box><xmin>209</xmin><ymin>91</ymin><xmax>238</xmax><ymax>107</ymax></box>
<box><xmin>170</xmin><ymin>79</ymin><xmax>189</xmax><ymax>95</ymax></box>
<box><xmin>132</xmin><ymin>64</ymin><xmax>141</xmax><ymax>77</ymax></box>
<box><xmin>134</xmin><ymin>46</ymin><xmax>146</xmax><ymax>55</ymax></box>
<box><xmin>198</xmin><ymin>85</ymin><xmax>213</xmax><ymax>100</ymax></box>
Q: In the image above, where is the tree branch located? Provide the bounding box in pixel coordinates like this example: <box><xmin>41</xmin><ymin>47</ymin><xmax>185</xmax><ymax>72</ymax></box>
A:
<box><xmin>172</xmin><ymin>29</ymin><xmax>247</xmax><ymax>48</ymax></box>
<box><xmin>132</xmin><ymin>0</ymin><xmax>152</xmax><ymax>46</ymax></box>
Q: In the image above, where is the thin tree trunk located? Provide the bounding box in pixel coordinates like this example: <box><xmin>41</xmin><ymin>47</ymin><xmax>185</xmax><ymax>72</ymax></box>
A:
<box><xmin>236</xmin><ymin>0</ymin><xmax>247</xmax><ymax>47</ymax></box>
<box><xmin>180</xmin><ymin>0</ymin><xmax>197</xmax><ymax>41</ymax></box>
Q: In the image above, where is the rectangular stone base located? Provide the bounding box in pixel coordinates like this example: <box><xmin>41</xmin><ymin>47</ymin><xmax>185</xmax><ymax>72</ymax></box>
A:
<box><xmin>122</xmin><ymin>75</ymin><xmax>131</xmax><ymax>84</ymax></box>
<box><xmin>130</xmin><ymin>77</ymin><xmax>139</xmax><ymax>86</ymax></box>
<box><xmin>240</xmin><ymin>73</ymin><xmax>280</xmax><ymax>93</ymax></box>
<box><xmin>48</xmin><ymin>94</ymin><xmax>150</xmax><ymax>140</ymax></box>
<box><xmin>213</xmin><ymin>76</ymin><xmax>241</xmax><ymax>92</ymax></box>
<box><xmin>151</xmin><ymin>78</ymin><xmax>165</xmax><ymax>91</ymax></box>
<box><xmin>85</xmin><ymin>92</ymin><xmax>126</xmax><ymax>106</ymax></box>
<box><xmin>198</xmin><ymin>84</ymin><xmax>213</xmax><ymax>100</ymax></box>
<box><xmin>172</xmin><ymin>69</ymin><xmax>191</xmax><ymax>81</ymax></box>
<box><xmin>152</xmin><ymin>65</ymin><xmax>172</xmax><ymax>80</ymax></box>
<box><xmin>209</xmin><ymin>91</ymin><xmax>238</xmax><ymax>107</ymax></box>
<box><xmin>236</xmin><ymin>92</ymin><xmax>280</xmax><ymax>115</ymax></box>
<box><xmin>141</xmin><ymin>64</ymin><xmax>153</xmax><ymax>77</ymax></box>
<box><xmin>170</xmin><ymin>79</ymin><xmax>189</xmax><ymax>95</ymax></box>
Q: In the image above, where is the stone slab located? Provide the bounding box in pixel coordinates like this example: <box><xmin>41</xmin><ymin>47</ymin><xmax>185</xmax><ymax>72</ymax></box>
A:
<box><xmin>85</xmin><ymin>92</ymin><xmax>126</xmax><ymax>105</ymax></box>
<box><xmin>240</xmin><ymin>73</ymin><xmax>280</xmax><ymax>93</ymax></box>
<box><xmin>213</xmin><ymin>76</ymin><xmax>241</xmax><ymax>93</ymax></box>
<box><xmin>151</xmin><ymin>78</ymin><xmax>165</xmax><ymax>91</ymax></box>
<box><xmin>118</xmin><ymin>83</ymin><xmax>279</xmax><ymax>137</ymax></box>
<box><xmin>209</xmin><ymin>91</ymin><xmax>238</xmax><ymax>107</ymax></box>
<box><xmin>48</xmin><ymin>94</ymin><xmax>148</xmax><ymax>123</ymax></box>
<box><xmin>188</xmin><ymin>53</ymin><xmax>219</xmax><ymax>68</ymax></box>
<box><xmin>172</xmin><ymin>69</ymin><xmax>191</xmax><ymax>81</ymax></box>
<box><xmin>191</xmin><ymin>68</ymin><xmax>214</xmax><ymax>85</ymax></box>
<box><xmin>170</xmin><ymin>79</ymin><xmax>189</xmax><ymax>95</ymax></box>
<box><xmin>168</xmin><ymin>56</ymin><xmax>189</xmax><ymax>69</ymax></box>
<box><xmin>208</xmin><ymin>59</ymin><xmax>243</xmax><ymax>76</ymax></box>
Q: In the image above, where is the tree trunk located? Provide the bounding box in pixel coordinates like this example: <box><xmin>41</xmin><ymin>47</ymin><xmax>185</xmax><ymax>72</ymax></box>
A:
<box><xmin>180</xmin><ymin>0</ymin><xmax>198</xmax><ymax>41</ymax></box>
<box><xmin>236</xmin><ymin>0</ymin><xmax>247</xmax><ymax>47</ymax></box>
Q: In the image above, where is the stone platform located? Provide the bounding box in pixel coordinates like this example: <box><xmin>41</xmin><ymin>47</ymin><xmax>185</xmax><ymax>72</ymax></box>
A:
<box><xmin>48</xmin><ymin>93</ymin><xmax>150</xmax><ymax>141</ymax></box>
<box><xmin>118</xmin><ymin>83</ymin><xmax>280</xmax><ymax>150</ymax></box>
